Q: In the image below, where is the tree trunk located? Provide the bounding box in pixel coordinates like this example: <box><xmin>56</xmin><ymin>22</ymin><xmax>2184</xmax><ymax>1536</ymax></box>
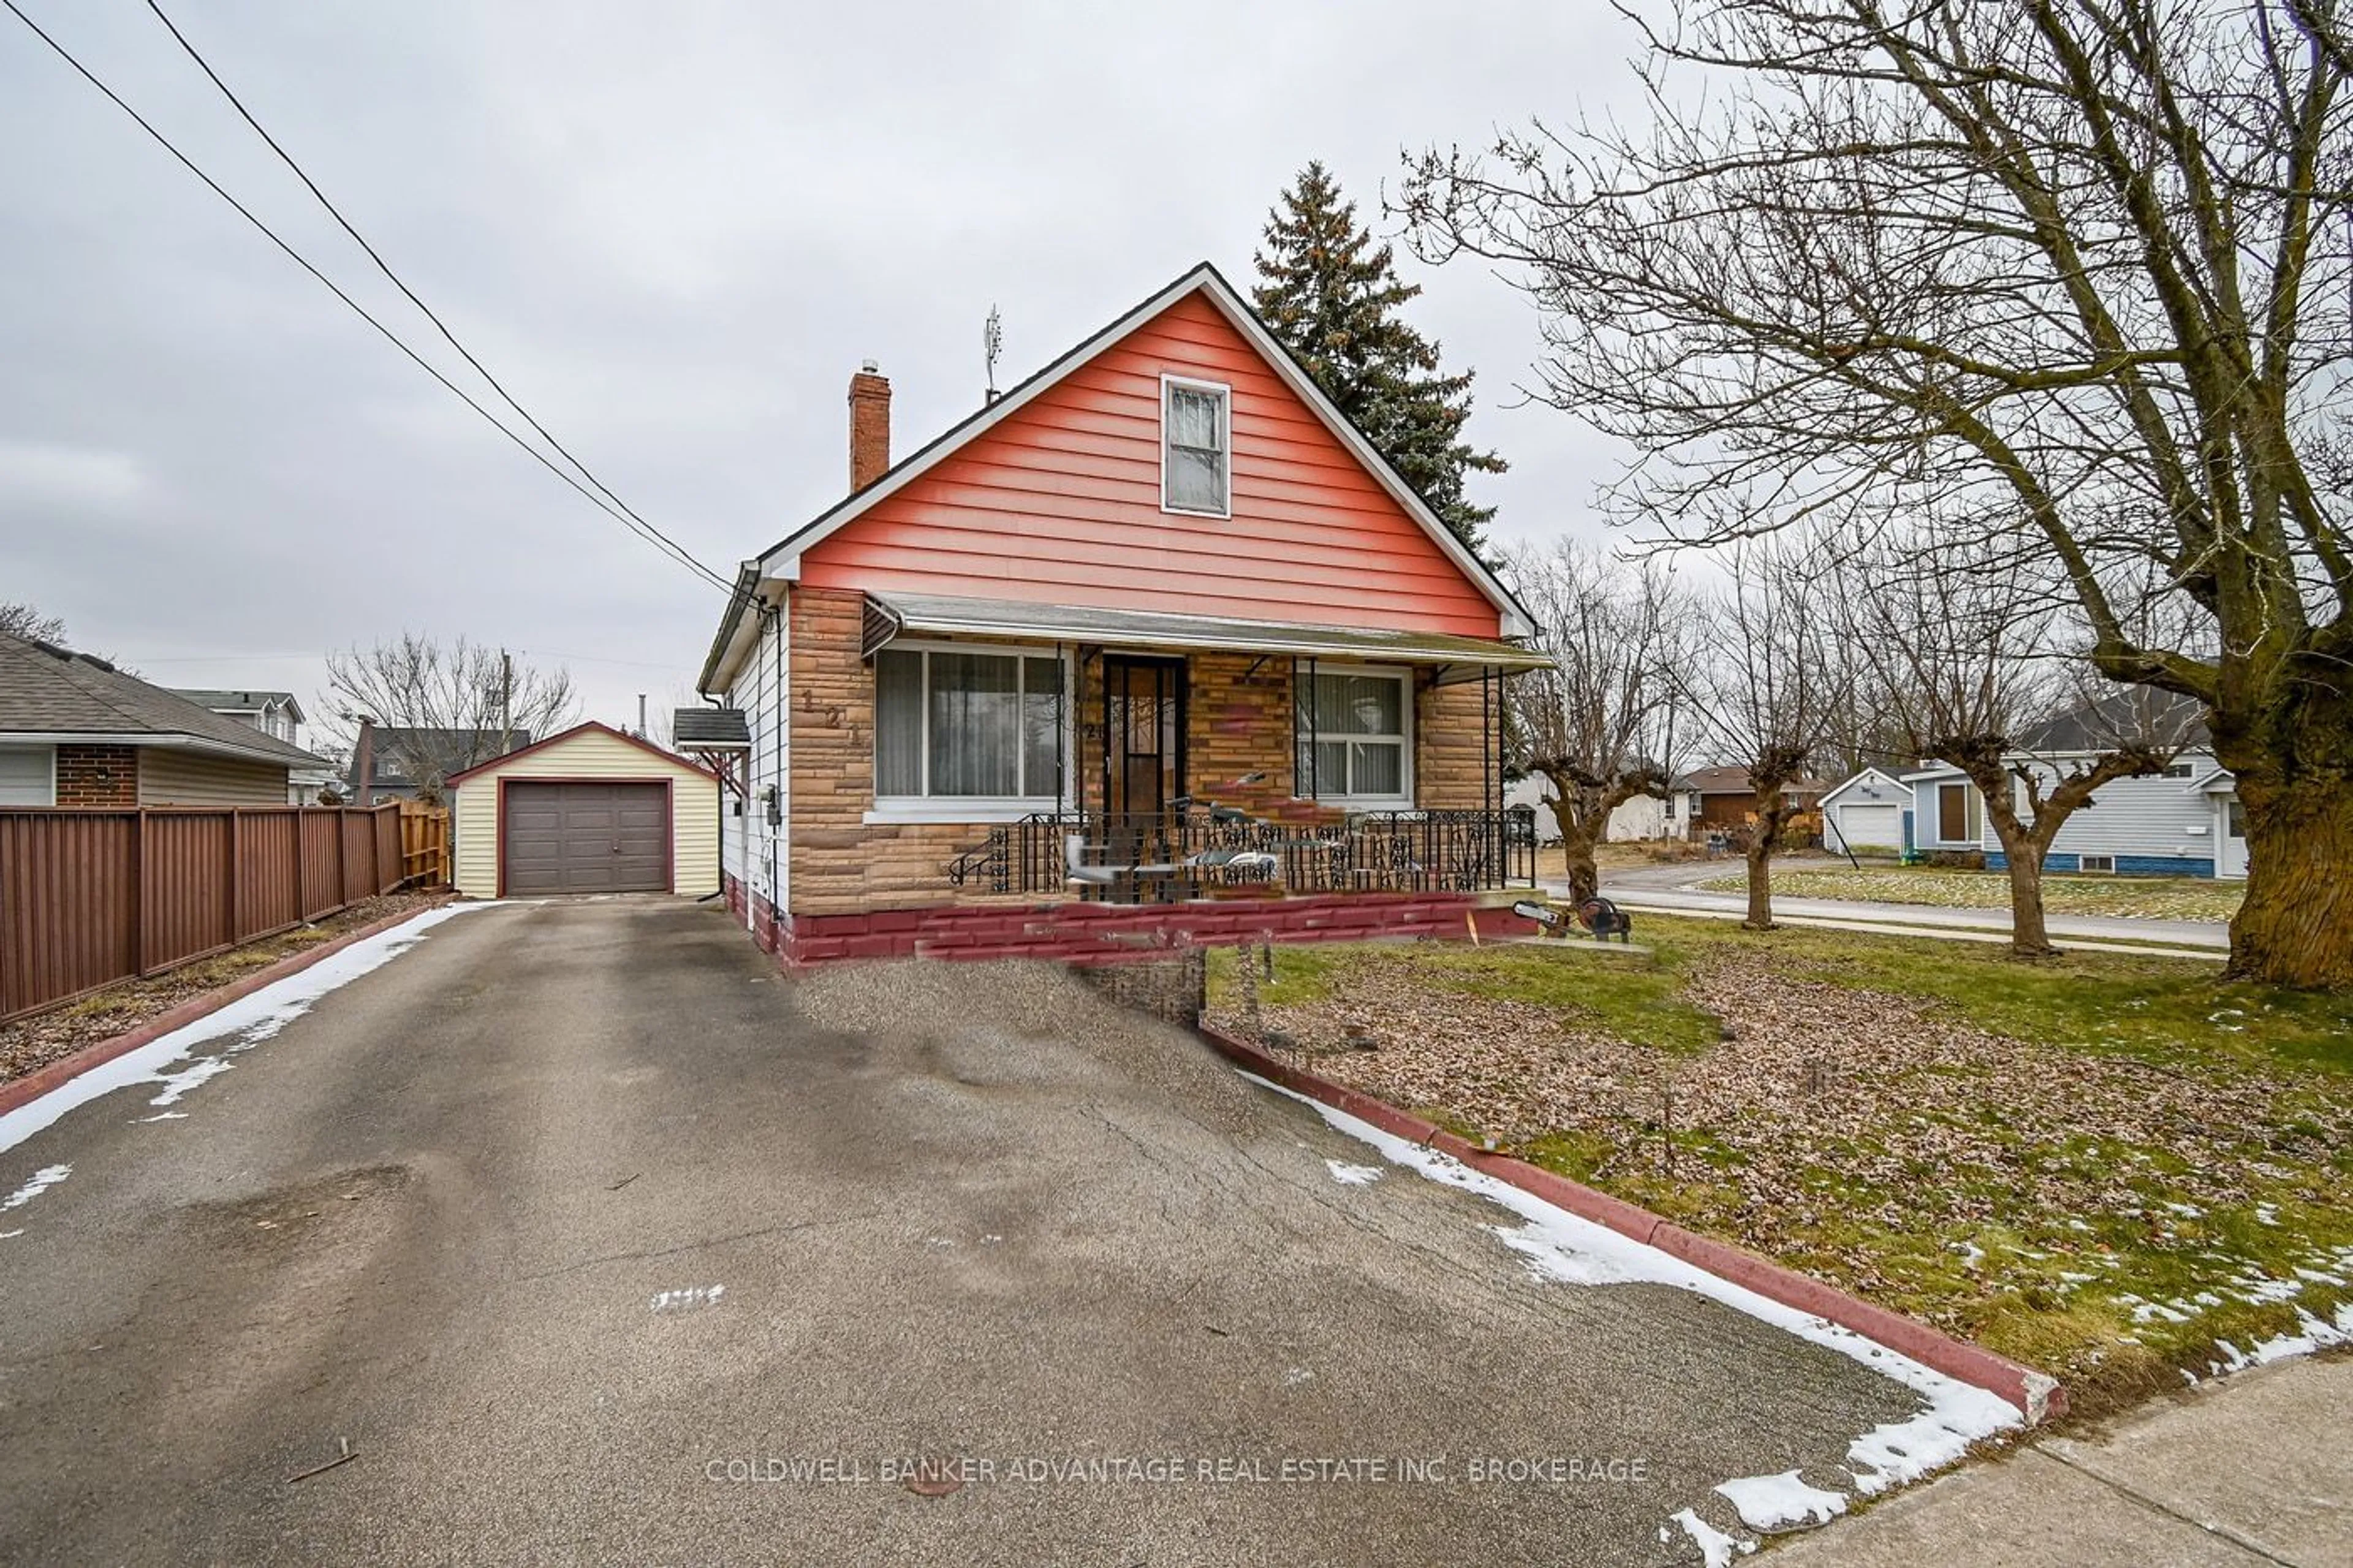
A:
<box><xmin>1743</xmin><ymin>835</ymin><xmax>1774</xmax><ymax>930</ymax></box>
<box><xmin>1999</xmin><ymin>832</ymin><xmax>2056</xmax><ymax>957</ymax></box>
<box><xmin>2229</xmin><ymin>771</ymin><xmax>2353</xmax><ymax>989</ymax></box>
<box><xmin>1559</xmin><ymin>820</ymin><xmax>1605</xmax><ymax>904</ymax></box>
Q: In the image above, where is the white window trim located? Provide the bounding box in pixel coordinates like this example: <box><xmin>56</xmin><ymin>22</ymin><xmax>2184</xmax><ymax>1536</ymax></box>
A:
<box><xmin>1159</xmin><ymin>373</ymin><xmax>1232</xmax><ymax>519</ymax></box>
<box><xmin>870</xmin><ymin>638</ymin><xmax>1074</xmax><ymax>818</ymax></box>
<box><xmin>1298</xmin><ymin>662</ymin><xmax>1414</xmax><ymax>811</ymax></box>
<box><xmin>0</xmin><ymin>743</ymin><xmax>57</xmax><ymax>808</ymax></box>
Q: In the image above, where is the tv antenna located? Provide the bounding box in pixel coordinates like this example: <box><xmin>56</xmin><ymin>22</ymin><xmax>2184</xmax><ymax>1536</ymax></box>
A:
<box><xmin>984</xmin><ymin>305</ymin><xmax>1003</xmax><ymax>400</ymax></box>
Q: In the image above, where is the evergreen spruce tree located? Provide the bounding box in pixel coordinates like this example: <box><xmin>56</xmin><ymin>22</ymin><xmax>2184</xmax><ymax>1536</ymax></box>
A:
<box><xmin>1251</xmin><ymin>161</ymin><xmax>1506</xmax><ymax>552</ymax></box>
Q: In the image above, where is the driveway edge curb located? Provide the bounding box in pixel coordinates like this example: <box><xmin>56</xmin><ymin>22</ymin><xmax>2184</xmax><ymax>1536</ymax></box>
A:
<box><xmin>0</xmin><ymin>898</ymin><xmax>457</xmax><ymax>1119</ymax></box>
<box><xmin>1195</xmin><ymin>1020</ymin><xmax>2066</xmax><ymax>1425</ymax></box>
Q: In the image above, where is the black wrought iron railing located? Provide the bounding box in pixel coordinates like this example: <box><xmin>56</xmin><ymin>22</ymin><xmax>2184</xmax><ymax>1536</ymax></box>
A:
<box><xmin>945</xmin><ymin>806</ymin><xmax>1536</xmax><ymax>900</ymax></box>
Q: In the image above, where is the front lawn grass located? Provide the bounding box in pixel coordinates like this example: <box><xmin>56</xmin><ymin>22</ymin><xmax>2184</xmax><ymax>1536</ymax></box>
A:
<box><xmin>1692</xmin><ymin>865</ymin><xmax>2243</xmax><ymax>923</ymax></box>
<box><xmin>1205</xmin><ymin>918</ymin><xmax>2353</xmax><ymax>1417</ymax></box>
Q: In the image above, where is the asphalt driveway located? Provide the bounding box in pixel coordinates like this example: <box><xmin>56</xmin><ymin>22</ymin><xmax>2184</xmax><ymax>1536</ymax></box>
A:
<box><xmin>1</xmin><ymin>899</ymin><xmax>1956</xmax><ymax>1565</ymax></box>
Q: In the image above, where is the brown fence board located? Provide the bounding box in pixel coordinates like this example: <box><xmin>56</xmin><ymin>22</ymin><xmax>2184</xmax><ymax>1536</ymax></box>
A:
<box><xmin>0</xmin><ymin>803</ymin><xmax>436</xmax><ymax>1023</ymax></box>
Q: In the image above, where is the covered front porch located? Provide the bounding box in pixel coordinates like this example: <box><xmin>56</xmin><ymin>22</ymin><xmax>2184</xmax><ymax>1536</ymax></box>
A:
<box><xmin>854</xmin><ymin>592</ymin><xmax>1545</xmax><ymax>905</ymax></box>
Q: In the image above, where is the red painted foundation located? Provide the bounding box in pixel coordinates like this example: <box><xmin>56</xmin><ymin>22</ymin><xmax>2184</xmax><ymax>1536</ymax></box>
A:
<box><xmin>724</xmin><ymin>876</ymin><xmax>1535</xmax><ymax>965</ymax></box>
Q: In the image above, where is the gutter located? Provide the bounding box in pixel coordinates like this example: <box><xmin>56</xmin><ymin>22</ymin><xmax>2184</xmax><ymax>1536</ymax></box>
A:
<box><xmin>0</xmin><ymin>731</ymin><xmax>331</xmax><ymax>771</ymax></box>
<box><xmin>695</xmin><ymin>562</ymin><xmax>763</xmax><ymax>695</ymax></box>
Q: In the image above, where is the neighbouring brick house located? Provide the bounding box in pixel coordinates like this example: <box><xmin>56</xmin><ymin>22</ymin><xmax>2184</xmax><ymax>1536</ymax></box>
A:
<box><xmin>697</xmin><ymin>263</ymin><xmax>1549</xmax><ymax>964</ymax></box>
<box><xmin>0</xmin><ymin>633</ymin><xmax>332</xmax><ymax>807</ymax></box>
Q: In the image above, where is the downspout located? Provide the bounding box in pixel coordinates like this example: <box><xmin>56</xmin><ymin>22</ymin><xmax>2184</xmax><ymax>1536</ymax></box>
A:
<box><xmin>769</xmin><ymin>594</ymin><xmax>785</xmax><ymax>938</ymax></box>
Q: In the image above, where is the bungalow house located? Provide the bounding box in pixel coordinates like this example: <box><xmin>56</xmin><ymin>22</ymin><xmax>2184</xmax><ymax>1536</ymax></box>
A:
<box><xmin>1898</xmin><ymin>700</ymin><xmax>2241</xmax><ymax>877</ymax></box>
<box><xmin>1503</xmin><ymin>771</ymin><xmax>1702</xmax><ymax>843</ymax></box>
<box><xmin>0</xmin><ymin>632</ymin><xmax>331</xmax><ymax>806</ymax></box>
<box><xmin>696</xmin><ymin>262</ymin><xmax>1548</xmax><ymax>962</ymax></box>
<box><xmin>1682</xmin><ymin>765</ymin><xmax>1833</xmax><ymax>836</ymax></box>
<box><xmin>170</xmin><ymin>686</ymin><xmax>339</xmax><ymax>803</ymax></box>
<box><xmin>1817</xmin><ymin>767</ymin><xmax>1911</xmax><ymax>855</ymax></box>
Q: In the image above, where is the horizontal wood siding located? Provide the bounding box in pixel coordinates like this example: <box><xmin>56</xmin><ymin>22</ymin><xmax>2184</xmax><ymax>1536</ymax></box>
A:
<box><xmin>797</xmin><ymin>294</ymin><xmax>1502</xmax><ymax>637</ymax></box>
<box><xmin>451</xmin><ymin>730</ymin><xmax>718</xmax><ymax>898</ymax></box>
<box><xmin>137</xmin><ymin>749</ymin><xmax>290</xmax><ymax>807</ymax></box>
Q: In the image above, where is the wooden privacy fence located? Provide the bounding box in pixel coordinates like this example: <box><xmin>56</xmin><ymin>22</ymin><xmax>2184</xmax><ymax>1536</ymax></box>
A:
<box><xmin>396</xmin><ymin>800</ymin><xmax>452</xmax><ymax>887</ymax></box>
<box><xmin>0</xmin><ymin>803</ymin><xmax>445</xmax><ymax>1023</ymax></box>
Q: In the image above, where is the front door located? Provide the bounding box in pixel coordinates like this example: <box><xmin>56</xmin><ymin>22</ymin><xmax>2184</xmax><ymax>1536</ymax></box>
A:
<box><xmin>1101</xmin><ymin>656</ymin><xmax>1186</xmax><ymax>827</ymax></box>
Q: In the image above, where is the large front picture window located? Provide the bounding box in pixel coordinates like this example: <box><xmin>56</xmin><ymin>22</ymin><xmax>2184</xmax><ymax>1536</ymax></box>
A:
<box><xmin>1296</xmin><ymin>668</ymin><xmax>1410</xmax><ymax>806</ymax></box>
<box><xmin>875</xmin><ymin>647</ymin><xmax>1064</xmax><ymax>803</ymax></box>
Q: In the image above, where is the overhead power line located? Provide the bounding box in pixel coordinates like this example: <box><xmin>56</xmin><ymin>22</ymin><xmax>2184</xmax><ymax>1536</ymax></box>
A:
<box><xmin>137</xmin><ymin>0</ymin><xmax>726</xmax><ymax>593</ymax></box>
<box><xmin>0</xmin><ymin>0</ymin><xmax>732</xmax><ymax>594</ymax></box>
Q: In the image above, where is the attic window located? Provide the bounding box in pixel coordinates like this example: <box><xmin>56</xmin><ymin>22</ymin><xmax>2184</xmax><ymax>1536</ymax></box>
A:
<box><xmin>1162</xmin><ymin>376</ymin><xmax>1229</xmax><ymax>517</ymax></box>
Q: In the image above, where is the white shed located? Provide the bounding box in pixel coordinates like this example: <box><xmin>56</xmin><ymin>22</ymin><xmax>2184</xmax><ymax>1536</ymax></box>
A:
<box><xmin>447</xmin><ymin>722</ymin><xmax>720</xmax><ymax>899</ymax></box>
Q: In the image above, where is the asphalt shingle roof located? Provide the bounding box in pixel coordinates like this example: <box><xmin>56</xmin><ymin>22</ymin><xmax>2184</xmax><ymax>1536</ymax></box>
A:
<box><xmin>671</xmin><ymin>707</ymin><xmax>750</xmax><ymax>747</ymax></box>
<box><xmin>0</xmin><ymin>633</ymin><xmax>327</xmax><ymax>768</ymax></box>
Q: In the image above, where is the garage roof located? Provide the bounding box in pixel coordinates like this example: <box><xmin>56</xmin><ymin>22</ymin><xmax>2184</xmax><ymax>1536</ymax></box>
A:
<box><xmin>442</xmin><ymin>721</ymin><xmax>717</xmax><ymax>786</ymax></box>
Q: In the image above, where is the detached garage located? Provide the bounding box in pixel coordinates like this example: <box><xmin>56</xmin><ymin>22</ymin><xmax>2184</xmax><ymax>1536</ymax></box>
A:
<box><xmin>1817</xmin><ymin>766</ymin><xmax>1912</xmax><ymax>856</ymax></box>
<box><xmin>448</xmin><ymin>722</ymin><xmax>719</xmax><ymax>899</ymax></box>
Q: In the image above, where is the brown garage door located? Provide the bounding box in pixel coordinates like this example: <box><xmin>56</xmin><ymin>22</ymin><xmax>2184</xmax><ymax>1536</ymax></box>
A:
<box><xmin>504</xmin><ymin>781</ymin><xmax>669</xmax><ymax>895</ymax></box>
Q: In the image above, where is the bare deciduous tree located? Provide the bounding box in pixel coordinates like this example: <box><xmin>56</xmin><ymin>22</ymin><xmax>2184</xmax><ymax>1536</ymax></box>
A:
<box><xmin>1832</xmin><ymin>532</ymin><xmax>2189</xmax><ymax>954</ymax></box>
<box><xmin>322</xmin><ymin>635</ymin><xmax>576</xmax><ymax>804</ymax></box>
<box><xmin>1686</xmin><ymin>536</ymin><xmax>1849</xmax><ymax>930</ymax></box>
<box><xmin>0</xmin><ymin>604</ymin><xmax>66</xmax><ymax>644</ymax></box>
<box><xmin>1504</xmin><ymin>540</ymin><xmax>1694</xmax><ymax>901</ymax></box>
<box><xmin>1402</xmin><ymin>0</ymin><xmax>2353</xmax><ymax>987</ymax></box>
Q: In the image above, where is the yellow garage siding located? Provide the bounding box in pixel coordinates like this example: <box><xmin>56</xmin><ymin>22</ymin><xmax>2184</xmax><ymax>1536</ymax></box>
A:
<box><xmin>138</xmin><ymin>748</ymin><xmax>292</xmax><ymax>806</ymax></box>
<box><xmin>450</xmin><ymin>727</ymin><xmax>720</xmax><ymax>900</ymax></box>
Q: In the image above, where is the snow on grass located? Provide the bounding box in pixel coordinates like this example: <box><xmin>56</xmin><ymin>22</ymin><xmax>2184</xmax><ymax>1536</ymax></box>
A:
<box><xmin>2194</xmin><ymin>1300</ymin><xmax>2353</xmax><ymax>1379</ymax></box>
<box><xmin>0</xmin><ymin>904</ymin><xmax>484</xmax><ymax>1158</ymax></box>
<box><xmin>1248</xmin><ymin>1074</ymin><xmax>2026</xmax><ymax>1515</ymax></box>
<box><xmin>1324</xmin><ymin>1160</ymin><xmax>1382</xmax><ymax>1186</ymax></box>
<box><xmin>1669</xmin><ymin>1507</ymin><xmax>1756</xmax><ymax>1566</ymax></box>
<box><xmin>2</xmin><ymin>1164</ymin><xmax>70</xmax><ymax>1211</ymax></box>
<box><xmin>1714</xmin><ymin>1471</ymin><xmax>1849</xmax><ymax>1531</ymax></box>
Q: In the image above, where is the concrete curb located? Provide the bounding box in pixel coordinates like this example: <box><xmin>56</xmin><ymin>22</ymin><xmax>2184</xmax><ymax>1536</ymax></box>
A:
<box><xmin>0</xmin><ymin>898</ymin><xmax>455</xmax><ymax>1120</ymax></box>
<box><xmin>1196</xmin><ymin>1020</ymin><xmax>2066</xmax><ymax>1425</ymax></box>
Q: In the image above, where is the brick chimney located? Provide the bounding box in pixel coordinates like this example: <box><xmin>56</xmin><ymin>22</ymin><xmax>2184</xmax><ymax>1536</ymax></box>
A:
<box><xmin>849</xmin><ymin>361</ymin><xmax>891</xmax><ymax>491</ymax></box>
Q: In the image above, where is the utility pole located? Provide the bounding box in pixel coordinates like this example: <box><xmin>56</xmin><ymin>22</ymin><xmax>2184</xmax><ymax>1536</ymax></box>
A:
<box><xmin>499</xmin><ymin>649</ymin><xmax>513</xmax><ymax>757</ymax></box>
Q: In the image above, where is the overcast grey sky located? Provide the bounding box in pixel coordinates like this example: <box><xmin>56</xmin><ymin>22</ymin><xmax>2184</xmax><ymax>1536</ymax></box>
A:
<box><xmin>1</xmin><ymin>1</ymin><xmax>1640</xmax><ymax>741</ymax></box>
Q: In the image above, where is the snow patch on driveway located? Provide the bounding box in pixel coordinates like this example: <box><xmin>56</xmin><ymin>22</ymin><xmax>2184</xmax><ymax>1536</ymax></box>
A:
<box><xmin>1669</xmin><ymin>1507</ymin><xmax>1756</xmax><ymax>1566</ymax></box>
<box><xmin>1247</xmin><ymin>1073</ymin><xmax>2024</xmax><ymax>1536</ymax></box>
<box><xmin>1715</xmin><ymin>1469</ymin><xmax>1848</xmax><ymax>1531</ymax></box>
<box><xmin>0</xmin><ymin>904</ymin><xmax>485</xmax><ymax>1157</ymax></box>
<box><xmin>1325</xmin><ymin>1159</ymin><xmax>1382</xmax><ymax>1186</ymax></box>
<box><xmin>3</xmin><ymin>1164</ymin><xmax>70</xmax><ymax>1211</ymax></box>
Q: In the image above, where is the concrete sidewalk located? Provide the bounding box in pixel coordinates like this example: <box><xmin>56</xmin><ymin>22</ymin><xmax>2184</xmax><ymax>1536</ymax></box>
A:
<box><xmin>1770</xmin><ymin>1355</ymin><xmax>2352</xmax><ymax>1566</ymax></box>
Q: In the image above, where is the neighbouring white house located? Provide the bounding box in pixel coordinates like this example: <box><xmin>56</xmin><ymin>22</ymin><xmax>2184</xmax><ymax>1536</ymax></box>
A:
<box><xmin>1817</xmin><ymin>767</ymin><xmax>1911</xmax><ymax>855</ymax></box>
<box><xmin>1897</xmin><ymin>703</ymin><xmax>2243</xmax><ymax>878</ymax></box>
<box><xmin>169</xmin><ymin>686</ymin><xmax>339</xmax><ymax>803</ymax></box>
<box><xmin>1504</xmin><ymin>772</ymin><xmax>1702</xmax><ymax>843</ymax></box>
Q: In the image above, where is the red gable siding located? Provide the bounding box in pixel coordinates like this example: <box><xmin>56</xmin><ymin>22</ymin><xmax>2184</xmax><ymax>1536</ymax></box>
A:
<box><xmin>795</xmin><ymin>292</ymin><xmax>1502</xmax><ymax>638</ymax></box>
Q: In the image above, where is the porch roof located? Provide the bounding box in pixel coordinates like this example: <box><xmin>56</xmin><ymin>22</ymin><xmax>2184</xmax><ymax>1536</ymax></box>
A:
<box><xmin>861</xmin><ymin>592</ymin><xmax>1550</xmax><ymax>683</ymax></box>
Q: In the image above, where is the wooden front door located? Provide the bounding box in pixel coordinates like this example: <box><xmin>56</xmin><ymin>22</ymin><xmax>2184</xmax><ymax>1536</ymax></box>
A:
<box><xmin>1100</xmin><ymin>657</ymin><xmax>1186</xmax><ymax>824</ymax></box>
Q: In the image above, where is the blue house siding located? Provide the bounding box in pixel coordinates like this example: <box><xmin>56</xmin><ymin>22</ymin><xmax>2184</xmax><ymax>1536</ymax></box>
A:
<box><xmin>1985</xmin><ymin>850</ymin><xmax>2217</xmax><ymax>878</ymax></box>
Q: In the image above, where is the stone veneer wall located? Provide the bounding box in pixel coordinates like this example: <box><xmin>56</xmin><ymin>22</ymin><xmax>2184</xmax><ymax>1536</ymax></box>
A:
<box><xmin>783</xmin><ymin>586</ymin><xmax>1509</xmax><ymax>917</ymax></box>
